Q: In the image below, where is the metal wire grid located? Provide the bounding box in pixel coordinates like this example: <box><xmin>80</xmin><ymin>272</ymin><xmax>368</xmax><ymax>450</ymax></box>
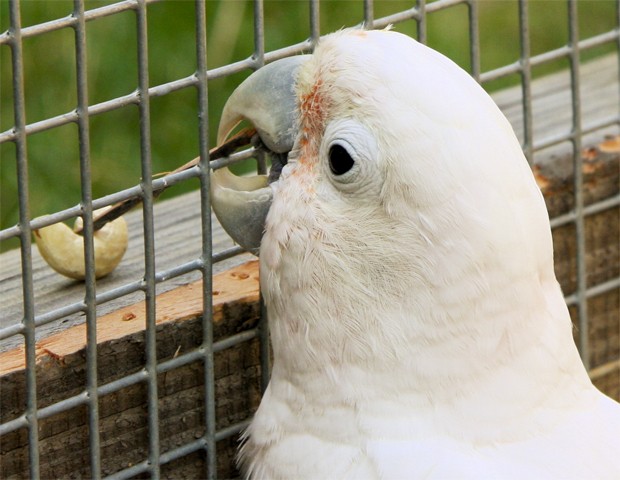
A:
<box><xmin>0</xmin><ymin>0</ymin><xmax>618</xmax><ymax>478</ymax></box>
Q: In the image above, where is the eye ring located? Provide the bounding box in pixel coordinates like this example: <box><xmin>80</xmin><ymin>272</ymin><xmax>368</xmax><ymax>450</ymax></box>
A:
<box><xmin>328</xmin><ymin>144</ymin><xmax>355</xmax><ymax>176</ymax></box>
<box><xmin>320</xmin><ymin>118</ymin><xmax>380</xmax><ymax>194</ymax></box>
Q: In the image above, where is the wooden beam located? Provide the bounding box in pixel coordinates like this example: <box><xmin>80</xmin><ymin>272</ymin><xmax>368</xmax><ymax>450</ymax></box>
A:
<box><xmin>0</xmin><ymin>261</ymin><xmax>259</xmax><ymax>377</ymax></box>
<box><xmin>0</xmin><ymin>261</ymin><xmax>260</xmax><ymax>479</ymax></box>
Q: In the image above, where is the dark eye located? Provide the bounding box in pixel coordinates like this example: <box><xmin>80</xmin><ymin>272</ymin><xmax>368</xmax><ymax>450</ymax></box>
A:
<box><xmin>328</xmin><ymin>144</ymin><xmax>355</xmax><ymax>176</ymax></box>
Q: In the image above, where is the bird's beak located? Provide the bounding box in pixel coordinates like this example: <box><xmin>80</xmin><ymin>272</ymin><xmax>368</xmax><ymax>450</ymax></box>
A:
<box><xmin>211</xmin><ymin>55</ymin><xmax>309</xmax><ymax>255</ymax></box>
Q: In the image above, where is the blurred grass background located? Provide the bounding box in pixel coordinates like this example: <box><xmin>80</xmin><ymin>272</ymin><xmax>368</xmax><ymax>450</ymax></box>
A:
<box><xmin>0</xmin><ymin>0</ymin><xmax>616</xmax><ymax>252</ymax></box>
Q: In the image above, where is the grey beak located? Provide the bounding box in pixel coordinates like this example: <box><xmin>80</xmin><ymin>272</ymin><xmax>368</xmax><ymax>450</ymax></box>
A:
<box><xmin>211</xmin><ymin>55</ymin><xmax>309</xmax><ymax>255</ymax></box>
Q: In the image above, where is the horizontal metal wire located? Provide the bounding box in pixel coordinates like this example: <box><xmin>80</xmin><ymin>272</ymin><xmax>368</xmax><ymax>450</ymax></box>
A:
<box><xmin>215</xmin><ymin>418</ymin><xmax>253</xmax><ymax>442</ymax></box>
<box><xmin>369</xmin><ymin>0</ymin><xmax>469</xmax><ymax>29</ymax></box>
<box><xmin>564</xmin><ymin>276</ymin><xmax>620</xmax><ymax>307</ymax></box>
<box><xmin>550</xmin><ymin>194</ymin><xmax>620</xmax><ymax>229</ymax></box>
<box><xmin>104</xmin><ymin>417</ymin><xmax>253</xmax><ymax>480</ymax></box>
<box><xmin>480</xmin><ymin>29</ymin><xmax>620</xmax><ymax>83</ymax></box>
<box><xmin>534</xmin><ymin>114</ymin><xmax>620</xmax><ymax>153</ymax></box>
<box><xmin>0</xmin><ymin>148</ymin><xmax>257</xmax><ymax>241</ymax></box>
<box><xmin>0</xmin><ymin>0</ymin><xmax>164</xmax><ymax>46</ymax></box>
<box><xmin>105</xmin><ymin>460</ymin><xmax>152</xmax><ymax>480</ymax></box>
<box><xmin>0</xmin><ymin>322</ymin><xmax>24</xmax><ymax>341</ymax></box>
<box><xmin>0</xmin><ymin>389</ymin><xmax>91</xmax><ymax>436</ymax></box>
<box><xmin>158</xmin><ymin>438</ymin><xmax>207</xmax><ymax>471</ymax></box>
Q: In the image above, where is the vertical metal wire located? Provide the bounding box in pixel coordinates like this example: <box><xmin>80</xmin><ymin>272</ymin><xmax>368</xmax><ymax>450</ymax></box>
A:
<box><xmin>72</xmin><ymin>0</ymin><xmax>101</xmax><ymax>477</ymax></box>
<box><xmin>254</xmin><ymin>0</ymin><xmax>265</xmax><ymax>65</ymax></box>
<box><xmin>518</xmin><ymin>0</ymin><xmax>534</xmax><ymax>163</ymax></box>
<box><xmin>135</xmin><ymin>1</ymin><xmax>161</xmax><ymax>476</ymax></box>
<box><xmin>194</xmin><ymin>1</ymin><xmax>217</xmax><ymax>477</ymax></box>
<box><xmin>364</xmin><ymin>0</ymin><xmax>374</xmax><ymax>29</ymax></box>
<box><xmin>8</xmin><ymin>1</ymin><xmax>40</xmax><ymax>477</ymax></box>
<box><xmin>467</xmin><ymin>0</ymin><xmax>480</xmax><ymax>82</ymax></box>
<box><xmin>253</xmin><ymin>0</ymin><xmax>268</xmax><ymax>176</ymax></box>
<box><xmin>567</xmin><ymin>0</ymin><xmax>589</xmax><ymax>369</ymax></box>
<box><xmin>309</xmin><ymin>0</ymin><xmax>320</xmax><ymax>48</ymax></box>
<box><xmin>416</xmin><ymin>0</ymin><xmax>427</xmax><ymax>44</ymax></box>
<box><xmin>617</xmin><ymin>0</ymin><xmax>620</xmax><ymax>104</ymax></box>
<box><xmin>253</xmin><ymin>0</ymin><xmax>272</xmax><ymax>398</ymax></box>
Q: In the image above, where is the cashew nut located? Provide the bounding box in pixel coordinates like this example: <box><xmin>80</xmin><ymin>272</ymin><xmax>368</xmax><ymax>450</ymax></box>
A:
<box><xmin>34</xmin><ymin>211</ymin><xmax>128</xmax><ymax>280</ymax></box>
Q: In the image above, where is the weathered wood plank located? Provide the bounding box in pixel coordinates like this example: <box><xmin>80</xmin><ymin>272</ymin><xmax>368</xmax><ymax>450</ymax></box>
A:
<box><xmin>0</xmin><ymin>261</ymin><xmax>261</xmax><ymax>479</ymax></box>
<box><xmin>0</xmin><ymin>261</ymin><xmax>259</xmax><ymax>377</ymax></box>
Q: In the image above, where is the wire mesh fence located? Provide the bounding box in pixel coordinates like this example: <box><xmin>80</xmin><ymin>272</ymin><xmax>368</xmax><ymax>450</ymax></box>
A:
<box><xmin>1</xmin><ymin>0</ymin><xmax>619</xmax><ymax>478</ymax></box>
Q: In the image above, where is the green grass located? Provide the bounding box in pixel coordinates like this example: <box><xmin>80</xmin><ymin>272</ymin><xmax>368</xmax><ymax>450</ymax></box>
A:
<box><xmin>1</xmin><ymin>0</ymin><xmax>616</xmax><ymax>252</ymax></box>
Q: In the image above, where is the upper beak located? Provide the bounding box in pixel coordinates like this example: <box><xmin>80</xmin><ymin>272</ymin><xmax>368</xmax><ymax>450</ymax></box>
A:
<box><xmin>211</xmin><ymin>55</ymin><xmax>309</xmax><ymax>255</ymax></box>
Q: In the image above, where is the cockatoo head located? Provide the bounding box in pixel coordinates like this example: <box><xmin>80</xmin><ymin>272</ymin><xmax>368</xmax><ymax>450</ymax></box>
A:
<box><xmin>212</xmin><ymin>29</ymin><xmax>556</xmax><ymax>373</ymax></box>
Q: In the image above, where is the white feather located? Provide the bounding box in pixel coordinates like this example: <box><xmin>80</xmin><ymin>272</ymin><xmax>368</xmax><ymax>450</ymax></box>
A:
<box><xmin>240</xmin><ymin>29</ymin><xmax>620</xmax><ymax>479</ymax></box>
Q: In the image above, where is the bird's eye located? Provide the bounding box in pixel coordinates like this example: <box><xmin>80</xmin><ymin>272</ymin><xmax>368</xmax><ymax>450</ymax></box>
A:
<box><xmin>329</xmin><ymin>144</ymin><xmax>355</xmax><ymax>176</ymax></box>
<box><xmin>321</xmin><ymin>119</ymin><xmax>379</xmax><ymax>194</ymax></box>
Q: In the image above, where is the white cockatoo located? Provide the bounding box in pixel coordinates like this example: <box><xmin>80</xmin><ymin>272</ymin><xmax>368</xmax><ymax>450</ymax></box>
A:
<box><xmin>211</xmin><ymin>29</ymin><xmax>620</xmax><ymax>479</ymax></box>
